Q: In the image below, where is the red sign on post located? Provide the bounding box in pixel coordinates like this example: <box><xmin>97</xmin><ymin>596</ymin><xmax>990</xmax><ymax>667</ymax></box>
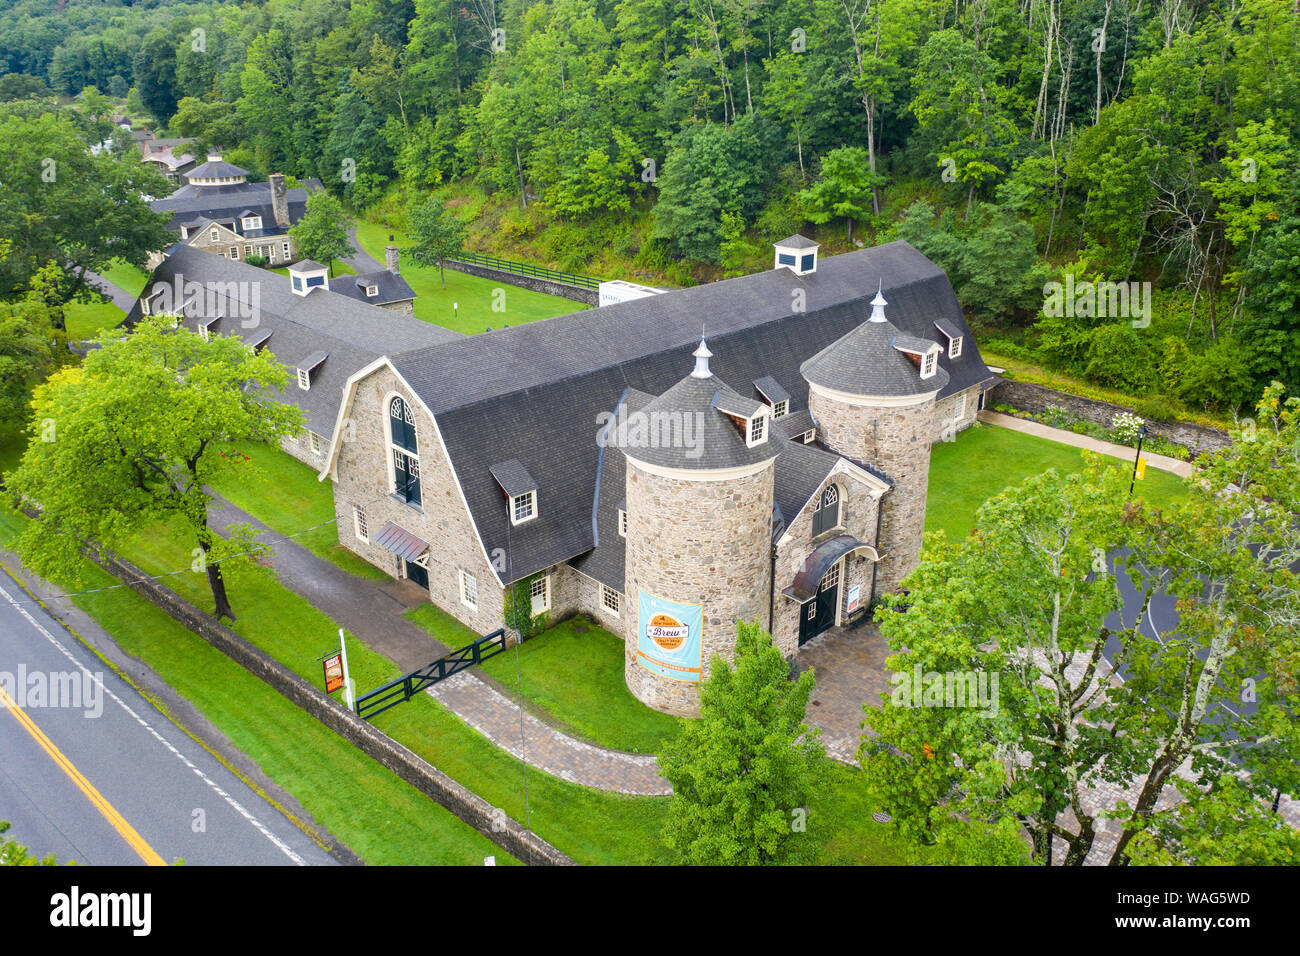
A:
<box><xmin>323</xmin><ymin>653</ymin><xmax>344</xmax><ymax>693</ymax></box>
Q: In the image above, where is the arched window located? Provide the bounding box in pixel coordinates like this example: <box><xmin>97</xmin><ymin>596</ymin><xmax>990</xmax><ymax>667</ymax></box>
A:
<box><xmin>811</xmin><ymin>483</ymin><xmax>841</xmax><ymax>536</ymax></box>
<box><xmin>388</xmin><ymin>396</ymin><xmax>421</xmax><ymax>506</ymax></box>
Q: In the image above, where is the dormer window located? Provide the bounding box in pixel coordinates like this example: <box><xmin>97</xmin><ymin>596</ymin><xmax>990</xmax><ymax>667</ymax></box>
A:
<box><xmin>949</xmin><ymin>336</ymin><xmax>963</xmax><ymax>359</ymax></box>
<box><xmin>748</xmin><ymin>414</ymin><xmax>767</xmax><ymax>446</ymax></box>
<box><xmin>934</xmin><ymin>318</ymin><xmax>964</xmax><ymax>359</ymax></box>
<box><xmin>753</xmin><ymin>376</ymin><xmax>790</xmax><ymax>418</ymax></box>
<box><xmin>241</xmin><ymin>216</ymin><xmax>262</xmax><ymax>231</ymax></box>
<box><xmin>490</xmin><ymin>459</ymin><xmax>538</xmax><ymax>527</ymax></box>
<box><xmin>618</xmin><ymin>509</ymin><xmax>627</xmax><ymax>537</ymax></box>
<box><xmin>772</xmin><ymin>400</ymin><xmax>788</xmax><ymax>418</ymax></box>
<box><xmin>921</xmin><ymin>352</ymin><xmax>938</xmax><ymax>379</ymax></box>
<box><xmin>296</xmin><ymin>351</ymin><xmax>327</xmax><ymax>392</ymax></box>
<box><xmin>364</xmin><ymin>284</ymin><xmax>379</xmax><ymax>297</ymax></box>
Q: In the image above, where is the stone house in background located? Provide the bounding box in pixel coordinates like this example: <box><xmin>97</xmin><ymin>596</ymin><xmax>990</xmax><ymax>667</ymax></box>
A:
<box><xmin>140</xmin><ymin>138</ymin><xmax>197</xmax><ymax>183</ymax></box>
<box><xmin>148</xmin><ymin>157</ymin><xmax>322</xmax><ymax>269</ymax></box>
<box><xmin>316</xmin><ymin>237</ymin><xmax>995</xmax><ymax>716</ymax></box>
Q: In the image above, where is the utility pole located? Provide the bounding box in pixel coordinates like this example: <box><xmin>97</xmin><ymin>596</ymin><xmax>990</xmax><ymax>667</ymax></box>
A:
<box><xmin>1128</xmin><ymin>424</ymin><xmax>1148</xmax><ymax>498</ymax></box>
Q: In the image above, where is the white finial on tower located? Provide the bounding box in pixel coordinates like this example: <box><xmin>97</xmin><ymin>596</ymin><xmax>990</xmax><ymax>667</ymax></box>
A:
<box><xmin>691</xmin><ymin>335</ymin><xmax>713</xmax><ymax>378</ymax></box>
<box><xmin>868</xmin><ymin>279</ymin><xmax>888</xmax><ymax>323</ymax></box>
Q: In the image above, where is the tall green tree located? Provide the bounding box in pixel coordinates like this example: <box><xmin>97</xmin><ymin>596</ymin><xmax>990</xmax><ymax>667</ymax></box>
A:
<box><xmin>657</xmin><ymin>620</ymin><xmax>829</xmax><ymax>865</ymax></box>
<box><xmin>288</xmin><ymin>192</ymin><xmax>355</xmax><ymax>277</ymax></box>
<box><xmin>798</xmin><ymin>146</ymin><xmax>879</xmax><ymax>243</ymax></box>
<box><xmin>403</xmin><ymin>196</ymin><xmax>468</xmax><ymax>290</ymax></box>
<box><xmin>5</xmin><ymin>316</ymin><xmax>302</xmax><ymax>621</ymax></box>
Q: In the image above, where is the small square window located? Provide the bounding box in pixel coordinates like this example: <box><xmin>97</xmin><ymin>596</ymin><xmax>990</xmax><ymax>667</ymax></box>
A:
<box><xmin>529</xmin><ymin>576</ymin><xmax>550</xmax><ymax>615</ymax></box>
<box><xmin>460</xmin><ymin>569</ymin><xmax>478</xmax><ymax>610</ymax></box>
<box><xmin>512</xmin><ymin>490</ymin><xmax>535</xmax><ymax>524</ymax></box>
<box><xmin>618</xmin><ymin>509</ymin><xmax>627</xmax><ymax>537</ymax></box>
<box><xmin>772</xmin><ymin>400</ymin><xmax>788</xmax><ymax>418</ymax></box>
<box><xmin>601</xmin><ymin>585</ymin><xmax>621</xmax><ymax>617</ymax></box>
<box><xmin>802</xmin><ymin>429</ymin><xmax>816</xmax><ymax>444</ymax></box>
<box><xmin>365</xmin><ymin>285</ymin><xmax>378</xmax><ymax>297</ymax></box>
<box><xmin>353</xmin><ymin>505</ymin><xmax>368</xmax><ymax>542</ymax></box>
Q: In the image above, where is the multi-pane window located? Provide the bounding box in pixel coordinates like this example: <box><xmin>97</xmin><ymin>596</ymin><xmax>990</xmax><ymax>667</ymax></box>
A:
<box><xmin>821</xmin><ymin>561</ymin><xmax>840</xmax><ymax>592</ymax></box>
<box><xmin>950</xmin><ymin>336</ymin><xmax>963</xmax><ymax>359</ymax></box>
<box><xmin>812</xmin><ymin>484</ymin><xmax>841</xmax><ymax>536</ymax></box>
<box><xmin>389</xmin><ymin>397</ymin><xmax>421</xmax><ymax>506</ymax></box>
<box><xmin>530</xmin><ymin>576</ymin><xmax>550</xmax><ymax>615</ymax></box>
<box><xmin>353</xmin><ymin>505</ymin><xmax>368</xmax><ymax>542</ymax></box>
<box><xmin>459</xmin><ymin>569</ymin><xmax>478</xmax><ymax>610</ymax></box>
<box><xmin>297</xmin><ymin>368</ymin><xmax>310</xmax><ymax>390</ymax></box>
<box><xmin>618</xmin><ymin>509</ymin><xmax>627</xmax><ymax>537</ymax></box>
<box><xmin>954</xmin><ymin>393</ymin><xmax>966</xmax><ymax>419</ymax></box>
<box><xmin>601</xmin><ymin>585</ymin><xmax>621</xmax><ymax>616</ymax></box>
<box><xmin>512</xmin><ymin>491</ymin><xmax>535</xmax><ymax>524</ymax></box>
<box><xmin>748</xmin><ymin>415</ymin><xmax>766</xmax><ymax>445</ymax></box>
<box><xmin>229</xmin><ymin>246</ymin><xmax>239</xmax><ymax>259</ymax></box>
<box><xmin>921</xmin><ymin>352</ymin><xmax>938</xmax><ymax>379</ymax></box>
<box><xmin>310</xmin><ymin>432</ymin><xmax>322</xmax><ymax>457</ymax></box>
<box><xmin>772</xmin><ymin>400</ymin><xmax>789</xmax><ymax>418</ymax></box>
<box><xmin>210</xmin><ymin>229</ymin><xmax>219</xmax><ymax>241</ymax></box>
<box><xmin>802</xmin><ymin>429</ymin><xmax>816</xmax><ymax>444</ymax></box>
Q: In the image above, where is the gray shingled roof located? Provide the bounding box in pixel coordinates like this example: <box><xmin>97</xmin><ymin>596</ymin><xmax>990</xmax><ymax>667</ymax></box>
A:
<box><xmin>753</xmin><ymin>375</ymin><xmax>791</xmax><ymax>405</ymax></box>
<box><xmin>773</xmin><ymin>441</ymin><xmax>842</xmax><ymax>536</ymax></box>
<box><xmin>291</xmin><ymin>259</ymin><xmax>325</xmax><ymax>272</ymax></box>
<box><xmin>776</xmin><ymin>234</ymin><xmax>820</xmax><ymax>249</ymax></box>
<box><xmin>934</xmin><ymin>317</ymin><xmax>963</xmax><ymax>342</ymax></box>
<box><xmin>153</xmin><ymin>178</ymin><xmax>321</xmax><ymax>234</ymax></box>
<box><xmin>386</xmin><ymin>240</ymin><xmax>988</xmax><ymax>585</ymax></box>
<box><xmin>615</xmin><ymin>371</ymin><xmax>781</xmax><ymax>472</ymax></box>
<box><xmin>123</xmin><ymin>246</ymin><xmax>461</xmax><ymax>437</ymax></box>
<box><xmin>187</xmin><ymin>159</ymin><xmax>249</xmax><ymax>179</ymax></box>
<box><xmin>801</xmin><ymin>317</ymin><xmax>950</xmax><ymax>397</ymax></box>
<box><xmin>331</xmin><ymin>270</ymin><xmax>416</xmax><ymax>306</ymax></box>
<box><xmin>489</xmin><ymin>460</ymin><xmax>537</xmax><ymax>497</ymax></box>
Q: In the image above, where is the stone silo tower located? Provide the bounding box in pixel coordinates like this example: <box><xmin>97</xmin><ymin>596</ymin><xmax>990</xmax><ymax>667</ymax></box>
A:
<box><xmin>618</xmin><ymin>338</ymin><xmax>779</xmax><ymax>717</ymax></box>
<box><xmin>801</xmin><ymin>286</ymin><xmax>948</xmax><ymax>597</ymax></box>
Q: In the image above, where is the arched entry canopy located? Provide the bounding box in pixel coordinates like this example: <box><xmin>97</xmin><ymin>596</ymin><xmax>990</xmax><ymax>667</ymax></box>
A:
<box><xmin>782</xmin><ymin>533</ymin><xmax>879</xmax><ymax>602</ymax></box>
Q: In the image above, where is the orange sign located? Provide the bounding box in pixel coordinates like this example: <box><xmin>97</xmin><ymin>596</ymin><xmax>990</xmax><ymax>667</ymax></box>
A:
<box><xmin>323</xmin><ymin>653</ymin><xmax>344</xmax><ymax>693</ymax></box>
<box><xmin>647</xmin><ymin>613</ymin><xmax>689</xmax><ymax>651</ymax></box>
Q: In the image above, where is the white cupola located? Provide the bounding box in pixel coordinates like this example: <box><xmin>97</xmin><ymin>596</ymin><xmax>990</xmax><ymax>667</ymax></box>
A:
<box><xmin>288</xmin><ymin>259</ymin><xmax>330</xmax><ymax>296</ymax></box>
<box><xmin>773</xmin><ymin>234</ymin><xmax>820</xmax><ymax>276</ymax></box>
<box><xmin>868</xmin><ymin>279</ymin><xmax>888</xmax><ymax>322</ymax></box>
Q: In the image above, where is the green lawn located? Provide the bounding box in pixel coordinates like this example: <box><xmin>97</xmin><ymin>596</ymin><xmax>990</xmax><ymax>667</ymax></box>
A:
<box><xmin>450</xmin><ymin>612</ymin><xmax>685</xmax><ymax>754</ymax></box>
<box><xmin>355</xmin><ymin>220</ymin><xmax>584</xmax><ymax>334</ymax></box>
<box><xmin>925</xmin><ymin>422</ymin><xmax>1189</xmax><ymax>543</ymax></box>
<box><xmin>209</xmin><ymin>444</ymin><xmax>389</xmax><ymax>581</ymax></box>
<box><xmin>64</xmin><ymin>259</ymin><xmax>151</xmax><ymax>340</ymax></box>
<box><xmin>0</xmin><ymin>503</ymin><xmax>514</xmax><ymax>866</ymax></box>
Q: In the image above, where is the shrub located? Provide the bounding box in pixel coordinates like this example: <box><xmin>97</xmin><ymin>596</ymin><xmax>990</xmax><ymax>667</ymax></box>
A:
<box><xmin>1135</xmin><ymin>394</ymin><xmax>1181</xmax><ymax>422</ymax></box>
<box><xmin>1040</xmin><ymin>404</ymin><xmax>1076</xmax><ymax>429</ymax></box>
<box><xmin>1084</xmin><ymin>323</ymin><xmax>1158</xmax><ymax>393</ymax></box>
<box><xmin>245</xmin><ymin>254</ymin><xmax>268</xmax><ymax>268</ymax></box>
<box><xmin>1112</xmin><ymin>411</ymin><xmax>1145</xmax><ymax>444</ymax></box>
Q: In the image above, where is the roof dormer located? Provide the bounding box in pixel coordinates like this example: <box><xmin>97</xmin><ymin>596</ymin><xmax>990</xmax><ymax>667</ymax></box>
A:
<box><xmin>289</xmin><ymin>260</ymin><xmax>329</xmax><ymax>297</ymax></box>
<box><xmin>713</xmin><ymin>392</ymin><xmax>770</xmax><ymax>448</ymax></box>
<box><xmin>296</xmin><ymin>350</ymin><xmax>328</xmax><ymax>391</ymax></box>
<box><xmin>490</xmin><ymin>459</ymin><xmax>538</xmax><ymax>526</ymax></box>
<box><xmin>774</xmin><ymin>235</ymin><xmax>819</xmax><ymax>276</ymax></box>
<box><xmin>891</xmin><ymin>334</ymin><xmax>944</xmax><ymax>380</ymax></box>
<box><xmin>753</xmin><ymin>376</ymin><xmax>790</xmax><ymax>418</ymax></box>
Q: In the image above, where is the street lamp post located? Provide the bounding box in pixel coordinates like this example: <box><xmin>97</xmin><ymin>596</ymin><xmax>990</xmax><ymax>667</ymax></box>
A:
<box><xmin>1128</xmin><ymin>423</ymin><xmax>1148</xmax><ymax>498</ymax></box>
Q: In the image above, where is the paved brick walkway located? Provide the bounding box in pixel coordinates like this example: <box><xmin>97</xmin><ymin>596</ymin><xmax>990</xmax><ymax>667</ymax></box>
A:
<box><xmin>209</xmin><ymin>497</ymin><xmax>670</xmax><ymax>796</ymax></box>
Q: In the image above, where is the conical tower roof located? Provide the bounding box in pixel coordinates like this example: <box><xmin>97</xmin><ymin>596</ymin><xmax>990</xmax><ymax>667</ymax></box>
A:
<box><xmin>800</xmin><ymin>285</ymin><xmax>949</xmax><ymax>397</ymax></box>
<box><xmin>615</xmin><ymin>338</ymin><xmax>780</xmax><ymax>471</ymax></box>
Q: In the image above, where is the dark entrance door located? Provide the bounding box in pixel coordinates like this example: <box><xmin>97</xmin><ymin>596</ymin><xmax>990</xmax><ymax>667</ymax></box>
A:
<box><xmin>405</xmin><ymin>559</ymin><xmax>429</xmax><ymax>590</ymax></box>
<box><xmin>799</xmin><ymin>563</ymin><xmax>840</xmax><ymax>646</ymax></box>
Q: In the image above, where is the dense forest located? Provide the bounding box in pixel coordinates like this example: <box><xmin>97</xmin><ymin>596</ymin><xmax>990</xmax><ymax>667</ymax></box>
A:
<box><xmin>2</xmin><ymin>0</ymin><xmax>1298</xmax><ymax>415</ymax></box>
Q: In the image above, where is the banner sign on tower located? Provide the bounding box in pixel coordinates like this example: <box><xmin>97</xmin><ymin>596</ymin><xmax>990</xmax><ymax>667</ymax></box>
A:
<box><xmin>636</xmin><ymin>591</ymin><xmax>704</xmax><ymax>682</ymax></box>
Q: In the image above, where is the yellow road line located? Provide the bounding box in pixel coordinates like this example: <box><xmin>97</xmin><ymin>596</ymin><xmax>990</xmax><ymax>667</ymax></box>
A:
<box><xmin>0</xmin><ymin>686</ymin><xmax>166</xmax><ymax>866</ymax></box>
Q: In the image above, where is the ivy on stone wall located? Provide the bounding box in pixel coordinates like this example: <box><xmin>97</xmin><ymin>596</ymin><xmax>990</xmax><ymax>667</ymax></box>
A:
<box><xmin>503</xmin><ymin>572</ymin><xmax>549</xmax><ymax>640</ymax></box>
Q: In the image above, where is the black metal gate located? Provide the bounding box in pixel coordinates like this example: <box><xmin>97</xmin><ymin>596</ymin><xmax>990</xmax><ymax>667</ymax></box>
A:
<box><xmin>355</xmin><ymin>628</ymin><xmax>506</xmax><ymax>721</ymax></box>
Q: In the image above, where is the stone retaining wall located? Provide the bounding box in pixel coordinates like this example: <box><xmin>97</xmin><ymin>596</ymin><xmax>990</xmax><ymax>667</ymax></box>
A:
<box><xmin>443</xmin><ymin>259</ymin><xmax>598</xmax><ymax>306</ymax></box>
<box><xmin>96</xmin><ymin>551</ymin><xmax>574</xmax><ymax>866</ymax></box>
<box><xmin>989</xmin><ymin>378</ymin><xmax>1230</xmax><ymax>457</ymax></box>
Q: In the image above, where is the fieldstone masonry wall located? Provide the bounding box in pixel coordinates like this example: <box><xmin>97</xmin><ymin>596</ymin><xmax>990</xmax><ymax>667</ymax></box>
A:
<box><xmin>810</xmin><ymin>388</ymin><xmax>936</xmax><ymax>596</ymax></box>
<box><xmin>623</xmin><ymin>459</ymin><xmax>774</xmax><ymax>717</ymax></box>
<box><xmin>442</xmin><ymin>259</ymin><xmax>598</xmax><ymax>306</ymax></box>
<box><xmin>990</xmin><ymin>379</ymin><xmax>1230</xmax><ymax>456</ymax></box>
<box><xmin>331</xmin><ymin>366</ymin><xmax>506</xmax><ymax>636</ymax></box>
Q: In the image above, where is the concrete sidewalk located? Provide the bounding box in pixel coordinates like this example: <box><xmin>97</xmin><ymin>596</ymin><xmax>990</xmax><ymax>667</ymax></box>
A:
<box><xmin>977</xmin><ymin>410</ymin><xmax>1193</xmax><ymax>478</ymax></box>
<box><xmin>208</xmin><ymin>497</ymin><xmax>671</xmax><ymax>796</ymax></box>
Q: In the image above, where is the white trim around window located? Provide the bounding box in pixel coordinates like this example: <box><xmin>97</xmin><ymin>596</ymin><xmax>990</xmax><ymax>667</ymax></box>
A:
<box><xmin>954</xmin><ymin>393</ymin><xmax>966</xmax><ymax>419</ymax></box>
<box><xmin>459</xmin><ymin>569</ymin><xmax>478</xmax><ymax>611</ymax></box>
<box><xmin>297</xmin><ymin>368</ymin><xmax>310</xmax><ymax>391</ymax></box>
<box><xmin>949</xmin><ymin>336</ymin><xmax>963</xmax><ymax>359</ymax></box>
<box><xmin>310</xmin><ymin>432</ymin><xmax>323</xmax><ymax>457</ymax></box>
<box><xmin>600</xmin><ymin>584</ymin><xmax>621</xmax><ymax>618</ymax></box>
<box><xmin>511</xmin><ymin>490</ymin><xmax>536</xmax><ymax>525</ymax></box>
<box><xmin>920</xmin><ymin>351</ymin><xmax>938</xmax><ymax>379</ymax></box>
<box><xmin>618</xmin><ymin>509</ymin><xmax>627</xmax><ymax>537</ymax></box>
<box><xmin>529</xmin><ymin>575</ymin><xmax>551</xmax><ymax>615</ymax></box>
<box><xmin>746</xmin><ymin>413</ymin><xmax>767</xmax><ymax>447</ymax></box>
<box><xmin>353</xmin><ymin>505</ymin><xmax>368</xmax><ymax>542</ymax></box>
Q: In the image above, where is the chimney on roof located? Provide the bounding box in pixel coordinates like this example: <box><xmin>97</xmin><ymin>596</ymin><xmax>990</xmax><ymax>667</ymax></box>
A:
<box><xmin>386</xmin><ymin>235</ymin><xmax>399</xmax><ymax>274</ymax></box>
<box><xmin>270</xmin><ymin>173</ymin><xmax>289</xmax><ymax>229</ymax></box>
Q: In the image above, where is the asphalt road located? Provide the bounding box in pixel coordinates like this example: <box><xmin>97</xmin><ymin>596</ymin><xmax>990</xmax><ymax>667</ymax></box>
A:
<box><xmin>0</xmin><ymin>568</ymin><xmax>338</xmax><ymax>866</ymax></box>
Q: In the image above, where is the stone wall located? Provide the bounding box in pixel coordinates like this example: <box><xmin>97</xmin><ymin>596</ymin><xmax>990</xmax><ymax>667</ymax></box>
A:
<box><xmin>281</xmin><ymin>429</ymin><xmax>329</xmax><ymax>468</ymax></box>
<box><xmin>94</xmin><ymin>551</ymin><xmax>573</xmax><ymax>866</ymax></box>
<box><xmin>330</xmin><ymin>366</ymin><xmax>506</xmax><ymax>636</ymax></box>
<box><xmin>623</xmin><ymin>458</ymin><xmax>774</xmax><ymax>717</ymax></box>
<box><xmin>442</xmin><ymin>259</ymin><xmax>598</xmax><ymax>306</ymax></box>
<box><xmin>931</xmin><ymin>384</ymin><xmax>983</xmax><ymax>442</ymax></box>
<box><xmin>771</xmin><ymin>468</ymin><xmax>884</xmax><ymax>655</ymax></box>
<box><xmin>810</xmin><ymin>388</ymin><xmax>935</xmax><ymax>596</ymax></box>
<box><xmin>989</xmin><ymin>378</ymin><xmax>1230</xmax><ymax>456</ymax></box>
